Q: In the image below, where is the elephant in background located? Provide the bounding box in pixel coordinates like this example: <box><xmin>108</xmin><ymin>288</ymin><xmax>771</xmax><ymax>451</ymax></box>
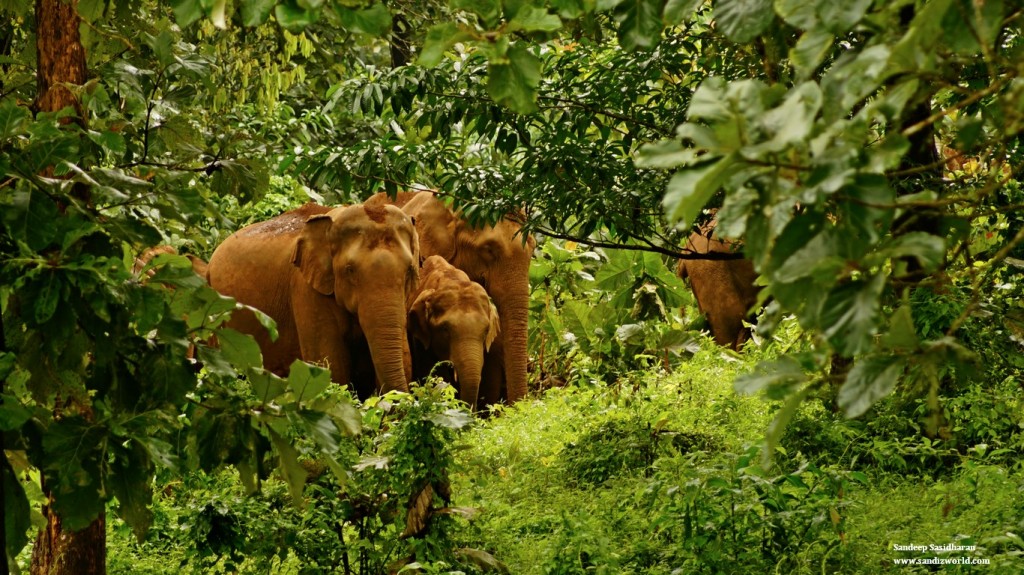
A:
<box><xmin>677</xmin><ymin>216</ymin><xmax>761</xmax><ymax>351</ymax></box>
<box><xmin>408</xmin><ymin>255</ymin><xmax>501</xmax><ymax>411</ymax></box>
<box><xmin>206</xmin><ymin>202</ymin><xmax>419</xmax><ymax>396</ymax></box>
<box><xmin>367</xmin><ymin>191</ymin><xmax>535</xmax><ymax>407</ymax></box>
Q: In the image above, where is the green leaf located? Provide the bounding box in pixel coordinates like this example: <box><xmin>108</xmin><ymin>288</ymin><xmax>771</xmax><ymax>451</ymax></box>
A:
<box><xmin>508</xmin><ymin>5</ymin><xmax>562</xmax><ymax>32</ymax></box>
<box><xmin>275</xmin><ymin>1</ymin><xmax>319</xmax><ymax>30</ymax></box>
<box><xmin>838</xmin><ymin>355</ymin><xmax>905</xmax><ymax>418</ymax></box>
<box><xmin>664</xmin><ymin>0</ymin><xmax>704</xmax><ymax>24</ymax></box>
<box><xmin>877</xmin><ymin>233</ymin><xmax>946</xmax><ymax>272</ymax></box>
<box><xmin>758</xmin><ymin>81</ymin><xmax>822</xmax><ymax>151</ymax></box>
<box><xmin>790</xmin><ymin>29</ymin><xmax>833</xmax><ymax>81</ymax></box>
<box><xmin>817</xmin><ymin>0</ymin><xmax>872</xmax><ymax>33</ymax></box>
<box><xmin>0</xmin><ymin>100</ymin><xmax>31</xmax><ymax>140</ymax></box>
<box><xmin>452</xmin><ymin>0</ymin><xmax>500</xmax><ymax>25</ymax></box>
<box><xmin>297</xmin><ymin>409</ymin><xmax>342</xmax><ymax>453</ymax></box>
<box><xmin>170</xmin><ymin>0</ymin><xmax>203</xmax><ymax>27</ymax></box>
<box><xmin>734</xmin><ymin>356</ymin><xmax>809</xmax><ymax>398</ymax></box>
<box><xmin>337</xmin><ymin>3</ymin><xmax>392</xmax><ymax>36</ymax></box>
<box><xmin>821</xmin><ymin>274</ymin><xmax>886</xmax><ymax>356</ymax></box>
<box><xmin>251</xmin><ymin>370</ymin><xmax>288</xmax><ymax>404</ymax></box>
<box><xmin>662</xmin><ymin>153</ymin><xmax>739</xmax><ymax>228</ymax></box>
<box><xmin>210</xmin><ymin>0</ymin><xmax>227</xmax><ymax>28</ymax></box>
<box><xmin>884</xmin><ymin>304</ymin><xmax>919</xmax><ymax>350</ymax></box>
<box><xmin>3</xmin><ymin>454</ymin><xmax>31</xmax><ymax>561</ymax></box>
<box><xmin>773</xmin><ymin>231</ymin><xmax>844</xmax><ymax>283</ymax></box>
<box><xmin>487</xmin><ymin>44</ymin><xmax>541</xmax><ymax>114</ymax></box>
<box><xmin>34</xmin><ymin>272</ymin><xmax>61</xmax><ymax>324</ymax></box>
<box><xmin>418</xmin><ymin>23</ymin><xmax>473</xmax><ymax>67</ymax></box>
<box><xmin>715</xmin><ymin>0</ymin><xmax>775</xmax><ymax>44</ymax></box>
<box><xmin>214</xmin><ymin>327</ymin><xmax>264</xmax><ymax>371</ymax></box>
<box><xmin>110</xmin><ymin>443</ymin><xmax>154</xmax><ymax>542</ymax></box>
<box><xmin>268</xmin><ymin>429</ymin><xmax>308</xmax><ymax>507</ymax></box>
<box><xmin>763</xmin><ymin>384</ymin><xmax>814</xmax><ymax>466</ymax></box>
<box><xmin>426</xmin><ymin>408</ymin><xmax>475</xmax><ymax>429</ymax></box>
<box><xmin>287</xmin><ymin>360</ymin><xmax>332</xmax><ymax>403</ymax></box>
<box><xmin>635</xmin><ymin>139</ymin><xmax>703</xmax><ymax>169</ymax></box>
<box><xmin>889</xmin><ymin>0</ymin><xmax>953</xmax><ymax>73</ymax></box>
<box><xmin>240</xmin><ymin>0</ymin><xmax>275</xmax><ymax>25</ymax></box>
<box><xmin>0</xmin><ymin>392</ymin><xmax>32</xmax><ymax>432</ymax></box>
<box><xmin>774</xmin><ymin>0</ymin><xmax>816</xmax><ymax>29</ymax></box>
<box><xmin>821</xmin><ymin>44</ymin><xmax>891</xmax><ymax>120</ymax></box>
<box><xmin>614</xmin><ymin>0</ymin><xmax>664</xmax><ymax>51</ymax></box>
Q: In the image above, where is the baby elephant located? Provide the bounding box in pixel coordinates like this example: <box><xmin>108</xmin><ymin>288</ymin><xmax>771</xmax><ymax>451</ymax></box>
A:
<box><xmin>408</xmin><ymin>255</ymin><xmax>500</xmax><ymax>411</ymax></box>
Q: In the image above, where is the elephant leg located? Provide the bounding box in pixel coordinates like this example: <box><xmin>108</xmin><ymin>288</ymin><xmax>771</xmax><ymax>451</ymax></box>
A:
<box><xmin>293</xmin><ymin>299</ymin><xmax>353</xmax><ymax>389</ymax></box>
<box><xmin>479</xmin><ymin>341</ymin><xmax>506</xmax><ymax>409</ymax></box>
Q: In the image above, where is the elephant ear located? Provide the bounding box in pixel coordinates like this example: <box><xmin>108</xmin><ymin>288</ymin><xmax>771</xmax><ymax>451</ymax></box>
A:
<box><xmin>292</xmin><ymin>214</ymin><xmax>335</xmax><ymax>295</ymax></box>
<box><xmin>484</xmin><ymin>299</ymin><xmax>500</xmax><ymax>351</ymax></box>
<box><xmin>408</xmin><ymin>289</ymin><xmax>435</xmax><ymax>347</ymax></box>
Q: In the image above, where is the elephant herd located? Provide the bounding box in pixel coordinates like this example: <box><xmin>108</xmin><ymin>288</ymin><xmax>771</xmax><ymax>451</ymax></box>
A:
<box><xmin>203</xmin><ymin>191</ymin><xmax>534</xmax><ymax>411</ymax></box>
<box><xmin>147</xmin><ymin>193</ymin><xmax>759</xmax><ymax>412</ymax></box>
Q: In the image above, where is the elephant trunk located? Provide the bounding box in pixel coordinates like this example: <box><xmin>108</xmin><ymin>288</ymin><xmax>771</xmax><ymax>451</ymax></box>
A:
<box><xmin>359</xmin><ymin>299</ymin><xmax>411</xmax><ymax>394</ymax></box>
<box><xmin>493</xmin><ymin>263</ymin><xmax>530</xmax><ymax>404</ymax></box>
<box><xmin>449</xmin><ymin>337</ymin><xmax>486</xmax><ymax>411</ymax></box>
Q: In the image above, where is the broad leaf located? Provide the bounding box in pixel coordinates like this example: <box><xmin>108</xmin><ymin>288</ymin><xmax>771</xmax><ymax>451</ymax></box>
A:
<box><xmin>821</xmin><ymin>274</ymin><xmax>886</xmax><ymax>356</ymax></box>
<box><xmin>487</xmin><ymin>44</ymin><xmax>541</xmax><ymax>114</ymax></box>
<box><xmin>240</xmin><ymin>0</ymin><xmax>275</xmax><ymax>25</ymax></box>
<box><xmin>214</xmin><ymin>327</ymin><xmax>264</xmax><ymax>371</ymax></box>
<box><xmin>269</xmin><ymin>429</ymin><xmax>308</xmax><ymax>507</ymax></box>
<box><xmin>838</xmin><ymin>355</ymin><xmax>905</xmax><ymax>418</ymax></box>
<box><xmin>287</xmin><ymin>360</ymin><xmax>332</xmax><ymax>403</ymax></box>
<box><xmin>662</xmin><ymin>153</ymin><xmax>739</xmax><ymax>228</ymax></box>
<box><xmin>715</xmin><ymin>0</ymin><xmax>775</xmax><ymax>44</ymax></box>
<box><xmin>734</xmin><ymin>356</ymin><xmax>808</xmax><ymax>398</ymax></box>
<box><xmin>110</xmin><ymin>442</ymin><xmax>154</xmax><ymax>541</ymax></box>
<box><xmin>0</xmin><ymin>100</ymin><xmax>30</xmax><ymax>140</ymax></box>
<box><xmin>3</xmin><ymin>454</ymin><xmax>30</xmax><ymax>561</ymax></box>
<box><xmin>615</xmin><ymin>0</ymin><xmax>664</xmax><ymax>51</ymax></box>
<box><xmin>508</xmin><ymin>6</ymin><xmax>562</xmax><ymax>33</ymax></box>
<box><xmin>6</xmin><ymin>188</ymin><xmax>59</xmax><ymax>251</ymax></box>
<box><xmin>337</xmin><ymin>4</ymin><xmax>392</xmax><ymax>36</ymax></box>
<box><xmin>664</xmin><ymin>0</ymin><xmax>704</xmax><ymax>24</ymax></box>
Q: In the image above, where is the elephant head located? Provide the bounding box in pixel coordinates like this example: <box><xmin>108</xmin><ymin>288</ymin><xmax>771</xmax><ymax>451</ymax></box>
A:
<box><xmin>677</xmin><ymin>215</ymin><xmax>760</xmax><ymax>351</ymax></box>
<box><xmin>208</xmin><ymin>202</ymin><xmax>419</xmax><ymax>397</ymax></box>
<box><xmin>291</xmin><ymin>203</ymin><xmax>420</xmax><ymax>393</ymax></box>
<box><xmin>408</xmin><ymin>255</ymin><xmax>500</xmax><ymax>410</ymax></box>
<box><xmin>378</xmin><ymin>192</ymin><xmax>535</xmax><ymax>406</ymax></box>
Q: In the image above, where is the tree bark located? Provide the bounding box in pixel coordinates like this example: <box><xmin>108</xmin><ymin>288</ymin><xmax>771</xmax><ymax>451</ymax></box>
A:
<box><xmin>34</xmin><ymin>0</ymin><xmax>87</xmax><ymax>123</ymax></box>
<box><xmin>30</xmin><ymin>1</ymin><xmax>104</xmax><ymax>573</ymax></box>
<box><xmin>389</xmin><ymin>11</ymin><xmax>412</xmax><ymax>68</ymax></box>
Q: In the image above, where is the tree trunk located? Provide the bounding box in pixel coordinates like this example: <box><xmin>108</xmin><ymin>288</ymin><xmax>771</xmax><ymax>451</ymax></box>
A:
<box><xmin>31</xmin><ymin>1</ymin><xmax>104</xmax><ymax>573</ymax></box>
<box><xmin>34</xmin><ymin>0</ymin><xmax>87</xmax><ymax>123</ymax></box>
<box><xmin>389</xmin><ymin>11</ymin><xmax>412</xmax><ymax>68</ymax></box>
<box><xmin>30</xmin><ymin>493</ymin><xmax>106</xmax><ymax>575</ymax></box>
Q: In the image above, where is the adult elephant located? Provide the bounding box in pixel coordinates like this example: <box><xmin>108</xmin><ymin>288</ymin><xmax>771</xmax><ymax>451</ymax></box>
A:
<box><xmin>207</xmin><ymin>202</ymin><xmax>419</xmax><ymax>395</ymax></box>
<box><xmin>367</xmin><ymin>191</ymin><xmax>535</xmax><ymax>406</ymax></box>
<box><xmin>677</xmin><ymin>217</ymin><xmax>761</xmax><ymax>351</ymax></box>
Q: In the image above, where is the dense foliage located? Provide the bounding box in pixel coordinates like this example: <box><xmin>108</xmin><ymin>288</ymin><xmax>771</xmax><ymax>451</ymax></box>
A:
<box><xmin>2</xmin><ymin>0</ymin><xmax>1023</xmax><ymax>573</ymax></box>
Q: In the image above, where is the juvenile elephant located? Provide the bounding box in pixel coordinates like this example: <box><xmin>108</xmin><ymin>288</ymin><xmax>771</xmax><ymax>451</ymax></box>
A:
<box><xmin>677</xmin><ymin>217</ymin><xmax>761</xmax><ymax>351</ymax></box>
<box><xmin>206</xmin><ymin>202</ymin><xmax>419</xmax><ymax>395</ymax></box>
<box><xmin>367</xmin><ymin>191</ymin><xmax>535</xmax><ymax>407</ymax></box>
<box><xmin>408</xmin><ymin>255</ymin><xmax>501</xmax><ymax>410</ymax></box>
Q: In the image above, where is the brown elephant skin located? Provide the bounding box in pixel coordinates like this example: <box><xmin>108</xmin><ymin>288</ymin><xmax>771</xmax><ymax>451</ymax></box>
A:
<box><xmin>367</xmin><ymin>191</ymin><xmax>535</xmax><ymax>407</ymax></box>
<box><xmin>206</xmin><ymin>202</ymin><xmax>419</xmax><ymax>396</ymax></box>
<box><xmin>677</xmin><ymin>218</ymin><xmax>761</xmax><ymax>351</ymax></box>
<box><xmin>409</xmin><ymin>255</ymin><xmax>500</xmax><ymax>411</ymax></box>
